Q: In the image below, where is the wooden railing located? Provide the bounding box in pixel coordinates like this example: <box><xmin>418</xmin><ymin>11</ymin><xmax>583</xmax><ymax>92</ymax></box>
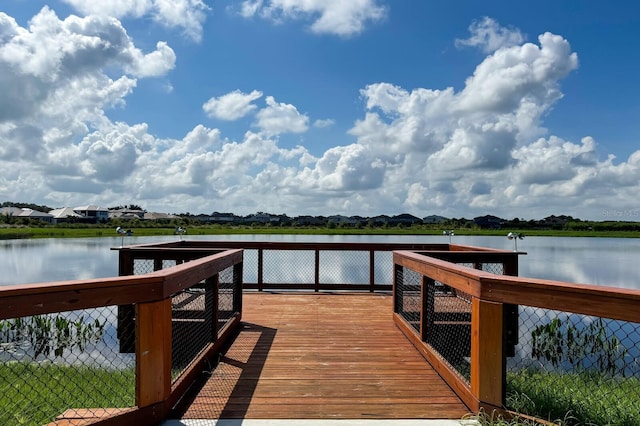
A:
<box><xmin>393</xmin><ymin>250</ymin><xmax>640</xmax><ymax>416</ymax></box>
<box><xmin>0</xmin><ymin>249</ymin><xmax>243</xmax><ymax>425</ymax></box>
<box><xmin>114</xmin><ymin>241</ymin><xmax>512</xmax><ymax>291</ymax></box>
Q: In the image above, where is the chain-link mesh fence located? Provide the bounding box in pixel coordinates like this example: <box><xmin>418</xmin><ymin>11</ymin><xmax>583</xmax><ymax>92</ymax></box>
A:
<box><xmin>394</xmin><ymin>260</ymin><xmax>514</xmax><ymax>386</ymax></box>
<box><xmin>263</xmin><ymin>249</ymin><xmax>315</xmax><ymax>285</ymax></box>
<box><xmin>394</xmin><ymin>265</ymin><xmax>472</xmax><ymax>383</ymax></box>
<box><xmin>171</xmin><ymin>278</ymin><xmax>216</xmax><ymax>381</ymax></box>
<box><xmin>319</xmin><ymin>250</ymin><xmax>371</xmax><ymax>286</ymax></box>
<box><xmin>506</xmin><ymin>306</ymin><xmax>640</xmax><ymax>425</ymax></box>
<box><xmin>0</xmin><ymin>307</ymin><xmax>135</xmax><ymax>425</ymax></box>
<box><xmin>218</xmin><ymin>265</ymin><xmax>239</xmax><ymax>334</ymax></box>
<box><xmin>241</xmin><ymin>247</ymin><xmax>397</xmax><ymax>290</ymax></box>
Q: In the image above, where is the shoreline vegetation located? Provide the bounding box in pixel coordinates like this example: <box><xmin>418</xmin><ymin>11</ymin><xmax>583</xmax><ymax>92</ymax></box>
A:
<box><xmin>1</xmin><ymin>223</ymin><xmax>640</xmax><ymax>240</ymax></box>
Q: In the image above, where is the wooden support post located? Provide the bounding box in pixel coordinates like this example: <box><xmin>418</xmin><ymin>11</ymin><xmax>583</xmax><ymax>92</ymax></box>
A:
<box><xmin>233</xmin><ymin>262</ymin><xmax>243</xmax><ymax>317</ymax></box>
<box><xmin>314</xmin><ymin>249</ymin><xmax>320</xmax><ymax>292</ymax></box>
<box><xmin>393</xmin><ymin>263</ymin><xmax>403</xmax><ymax>313</ymax></box>
<box><xmin>257</xmin><ymin>249</ymin><xmax>264</xmax><ymax>291</ymax></box>
<box><xmin>136</xmin><ymin>298</ymin><xmax>172</xmax><ymax>409</ymax></box>
<box><xmin>471</xmin><ymin>298</ymin><xmax>503</xmax><ymax>408</ymax></box>
<box><xmin>118</xmin><ymin>250</ymin><xmax>135</xmax><ymax>353</ymax></box>
<box><xmin>369</xmin><ymin>250</ymin><xmax>375</xmax><ymax>292</ymax></box>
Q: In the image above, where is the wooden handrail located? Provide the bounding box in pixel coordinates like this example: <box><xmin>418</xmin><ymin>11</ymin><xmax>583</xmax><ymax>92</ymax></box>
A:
<box><xmin>479</xmin><ymin>275</ymin><xmax>640</xmax><ymax>323</ymax></box>
<box><xmin>392</xmin><ymin>249</ymin><xmax>640</xmax><ymax>414</ymax></box>
<box><xmin>0</xmin><ymin>249</ymin><xmax>244</xmax><ymax>426</ymax></box>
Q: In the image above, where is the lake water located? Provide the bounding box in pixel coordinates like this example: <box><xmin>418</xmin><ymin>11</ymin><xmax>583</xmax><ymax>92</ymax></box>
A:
<box><xmin>1</xmin><ymin>234</ymin><xmax>639</xmax><ymax>374</ymax></box>
<box><xmin>1</xmin><ymin>234</ymin><xmax>639</xmax><ymax>289</ymax></box>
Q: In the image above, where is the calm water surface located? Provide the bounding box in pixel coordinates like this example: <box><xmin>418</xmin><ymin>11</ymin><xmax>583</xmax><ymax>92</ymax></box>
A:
<box><xmin>1</xmin><ymin>234</ymin><xmax>639</xmax><ymax>289</ymax></box>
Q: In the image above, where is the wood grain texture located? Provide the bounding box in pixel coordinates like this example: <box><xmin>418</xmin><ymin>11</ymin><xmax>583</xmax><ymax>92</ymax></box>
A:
<box><xmin>172</xmin><ymin>292</ymin><xmax>470</xmax><ymax>420</ymax></box>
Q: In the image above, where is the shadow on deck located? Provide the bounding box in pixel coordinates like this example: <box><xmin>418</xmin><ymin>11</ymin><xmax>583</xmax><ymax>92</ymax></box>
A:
<box><xmin>169</xmin><ymin>292</ymin><xmax>470</xmax><ymax>420</ymax></box>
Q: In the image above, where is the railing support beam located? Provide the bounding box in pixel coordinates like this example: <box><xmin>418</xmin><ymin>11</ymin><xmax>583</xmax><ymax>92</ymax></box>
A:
<box><xmin>471</xmin><ymin>298</ymin><xmax>503</xmax><ymax>408</ymax></box>
<box><xmin>136</xmin><ymin>298</ymin><xmax>172</xmax><ymax>410</ymax></box>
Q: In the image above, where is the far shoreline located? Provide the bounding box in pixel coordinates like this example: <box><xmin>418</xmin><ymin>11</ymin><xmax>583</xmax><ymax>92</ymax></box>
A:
<box><xmin>1</xmin><ymin>225</ymin><xmax>639</xmax><ymax>240</ymax></box>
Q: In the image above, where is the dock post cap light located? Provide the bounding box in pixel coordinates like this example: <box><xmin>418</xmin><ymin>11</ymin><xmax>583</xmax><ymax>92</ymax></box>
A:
<box><xmin>443</xmin><ymin>230</ymin><xmax>454</xmax><ymax>244</ymax></box>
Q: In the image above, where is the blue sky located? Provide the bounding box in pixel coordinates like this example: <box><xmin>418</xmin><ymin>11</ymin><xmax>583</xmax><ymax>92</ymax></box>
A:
<box><xmin>1</xmin><ymin>1</ymin><xmax>640</xmax><ymax>220</ymax></box>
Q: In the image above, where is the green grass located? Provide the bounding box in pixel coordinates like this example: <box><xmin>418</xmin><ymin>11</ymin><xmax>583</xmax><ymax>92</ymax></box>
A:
<box><xmin>2</xmin><ymin>224</ymin><xmax>640</xmax><ymax>239</ymax></box>
<box><xmin>0</xmin><ymin>362</ymin><xmax>135</xmax><ymax>426</ymax></box>
<box><xmin>507</xmin><ymin>369</ymin><xmax>640</xmax><ymax>426</ymax></box>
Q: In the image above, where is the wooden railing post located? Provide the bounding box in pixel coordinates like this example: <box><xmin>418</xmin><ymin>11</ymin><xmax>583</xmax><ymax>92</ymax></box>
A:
<box><xmin>315</xmin><ymin>249</ymin><xmax>320</xmax><ymax>292</ymax></box>
<box><xmin>234</xmin><ymin>262</ymin><xmax>243</xmax><ymax>317</ymax></box>
<box><xmin>136</xmin><ymin>298</ymin><xmax>172</xmax><ymax>410</ymax></box>
<box><xmin>257</xmin><ymin>249</ymin><xmax>264</xmax><ymax>291</ymax></box>
<box><xmin>118</xmin><ymin>250</ymin><xmax>135</xmax><ymax>353</ymax></box>
<box><xmin>369</xmin><ymin>250</ymin><xmax>375</xmax><ymax>292</ymax></box>
<box><xmin>471</xmin><ymin>297</ymin><xmax>504</xmax><ymax>408</ymax></box>
<box><xmin>393</xmin><ymin>263</ymin><xmax>403</xmax><ymax>313</ymax></box>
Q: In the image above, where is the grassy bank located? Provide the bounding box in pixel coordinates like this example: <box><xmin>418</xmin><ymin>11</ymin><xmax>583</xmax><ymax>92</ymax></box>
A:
<box><xmin>507</xmin><ymin>369</ymin><xmax>640</xmax><ymax>426</ymax></box>
<box><xmin>0</xmin><ymin>362</ymin><xmax>134</xmax><ymax>425</ymax></box>
<box><xmin>2</xmin><ymin>224</ymin><xmax>640</xmax><ymax>239</ymax></box>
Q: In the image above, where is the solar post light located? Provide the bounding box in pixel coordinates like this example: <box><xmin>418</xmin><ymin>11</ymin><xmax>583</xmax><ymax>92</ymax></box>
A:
<box><xmin>443</xmin><ymin>230</ymin><xmax>454</xmax><ymax>244</ymax></box>
<box><xmin>507</xmin><ymin>232</ymin><xmax>525</xmax><ymax>251</ymax></box>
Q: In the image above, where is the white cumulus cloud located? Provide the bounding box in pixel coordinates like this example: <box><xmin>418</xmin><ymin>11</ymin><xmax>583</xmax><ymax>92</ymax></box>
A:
<box><xmin>203</xmin><ymin>90</ymin><xmax>264</xmax><ymax>121</ymax></box>
<box><xmin>239</xmin><ymin>0</ymin><xmax>387</xmax><ymax>36</ymax></box>
<box><xmin>455</xmin><ymin>17</ymin><xmax>525</xmax><ymax>53</ymax></box>
<box><xmin>62</xmin><ymin>0</ymin><xmax>210</xmax><ymax>42</ymax></box>
<box><xmin>255</xmin><ymin>96</ymin><xmax>309</xmax><ymax>135</ymax></box>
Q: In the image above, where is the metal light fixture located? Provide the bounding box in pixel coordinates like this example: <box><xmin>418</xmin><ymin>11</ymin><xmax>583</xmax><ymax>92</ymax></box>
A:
<box><xmin>175</xmin><ymin>226</ymin><xmax>187</xmax><ymax>241</ymax></box>
<box><xmin>116</xmin><ymin>226</ymin><xmax>126</xmax><ymax>247</ymax></box>
<box><xmin>443</xmin><ymin>230</ymin><xmax>454</xmax><ymax>244</ymax></box>
<box><xmin>507</xmin><ymin>232</ymin><xmax>525</xmax><ymax>251</ymax></box>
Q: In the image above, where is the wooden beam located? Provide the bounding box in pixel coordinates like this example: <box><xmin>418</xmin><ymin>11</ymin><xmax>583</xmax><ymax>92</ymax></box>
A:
<box><xmin>470</xmin><ymin>298</ymin><xmax>503</xmax><ymax>407</ymax></box>
<box><xmin>136</xmin><ymin>298</ymin><xmax>172</xmax><ymax>409</ymax></box>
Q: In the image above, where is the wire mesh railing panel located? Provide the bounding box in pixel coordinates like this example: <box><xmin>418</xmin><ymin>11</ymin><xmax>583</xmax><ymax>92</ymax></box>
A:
<box><xmin>133</xmin><ymin>258</ymin><xmax>155</xmax><ymax>275</ymax></box>
<box><xmin>481</xmin><ymin>262</ymin><xmax>504</xmax><ymax>275</ymax></box>
<box><xmin>163</xmin><ymin>259</ymin><xmax>177</xmax><ymax>269</ymax></box>
<box><xmin>394</xmin><ymin>266</ymin><xmax>422</xmax><ymax>332</ymax></box>
<box><xmin>171</xmin><ymin>282</ymin><xmax>216</xmax><ymax>382</ymax></box>
<box><xmin>374</xmin><ymin>251</ymin><xmax>393</xmax><ymax>285</ymax></box>
<box><xmin>263</xmin><ymin>250</ymin><xmax>314</xmax><ymax>285</ymax></box>
<box><xmin>0</xmin><ymin>307</ymin><xmax>135</xmax><ymax>425</ymax></box>
<box><xmin>425</xmin><ymin>281</ymin><xmax>472</xmax><ymax>383</ymax></box>
<box><xmin>241</xmin><ymin>249</ymin><xmax>258</xmax><ymax>284</ymax></box>
<box><xmin>507</xmin><ymin>306</ymin><xmax>640</xmax><ymax>425</ymax></box>
<box><xmin>218</xmin><ymin>266</ymin><xmax>237</xmax><ymax>332</ymax></box>
<box><xmin>319</xmin><ymin>250</ymin><xmax>370</xmax><ymax>285</ymax></box>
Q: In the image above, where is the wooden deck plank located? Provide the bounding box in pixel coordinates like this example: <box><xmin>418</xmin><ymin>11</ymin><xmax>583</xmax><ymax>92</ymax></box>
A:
<box><xmin>171</xmin><ymin>292</ymin><xmax>470</xmax><ymax>420</ymax></box>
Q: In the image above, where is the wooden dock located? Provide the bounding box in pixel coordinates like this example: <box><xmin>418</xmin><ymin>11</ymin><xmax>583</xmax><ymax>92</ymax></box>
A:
<box><xmin>170</xmin><ymin>292</ymin><xmax>470</xmax><ymax>420</ymax></box>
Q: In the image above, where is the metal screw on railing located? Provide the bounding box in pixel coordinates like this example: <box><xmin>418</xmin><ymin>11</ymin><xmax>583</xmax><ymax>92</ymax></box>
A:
<box><xmin>443</xmin><ymin>230</ymin><xmax>455</xmax><ymax>244</ymax></box>
<box><xmin>507</xmin><ymin>232</ymin><xmax>524</xmax><ymax>251</ymax></box>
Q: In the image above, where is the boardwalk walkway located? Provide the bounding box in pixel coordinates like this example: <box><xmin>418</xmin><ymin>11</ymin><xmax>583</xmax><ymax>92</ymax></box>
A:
<box><xmin>169</xmin><ymin>292</ymin><xmax>470</xmax><ymax>421</ymax></box>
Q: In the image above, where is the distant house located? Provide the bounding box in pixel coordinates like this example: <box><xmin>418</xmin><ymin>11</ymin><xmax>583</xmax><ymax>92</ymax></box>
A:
<box><xmin>18</xmin><ymin>208</ymin><xmax>54</xmax><ymax>223</ymax></box>
<box><xmin>0</xmin><ymin>207</ymin><xmax>23</xmax><ymax>217</ymax></box>
<box><xmin>389</xmin><ymin>214</ymin><xmax>422</xmax><ymax>226</ymax></box>
<box><xmin>370</xmin><ymin>215</ymin><xmax>391</xmax><ymax>226</ymax></box>
<box><xmin>49</xmin><ymin>207</ymin><xmax>83</xmax><ymax>224</ymax></box>
<box><xmin>143</xmin><ymin>212</ymin><xmax>177</xmax><ymax>221</ymax></box>
<box><xmin>210</xmin><ymin>212</ymin><xmax>238</xmax><ymax>224</ymax></box>
<box><xmin>73</xmin><ymin>205</ymin><xmax>109</xmax><ymax>223</ymax></box>
<box><xmin>423</xmin><ymin>215</ymin><xmax>448</xmax><ymax>224</ymax></box>
<box><xmin>294</xmin><ymin>215</ymin><xmax>325</xmax><ymax>226</ymax></box>
<box><xmin>328</xmin><ymin>215</ymin><xmax>358</xmax><ymax>226</ymax></box>
<box><xmin>109</xmin><ymin>208</ymin><xmax>146</xmax><ymax>220</ymax></box>
<box><xmin>473</xmin><ymin>215</ymin><xmax>504</xmax><ymax>229</ymax></box>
